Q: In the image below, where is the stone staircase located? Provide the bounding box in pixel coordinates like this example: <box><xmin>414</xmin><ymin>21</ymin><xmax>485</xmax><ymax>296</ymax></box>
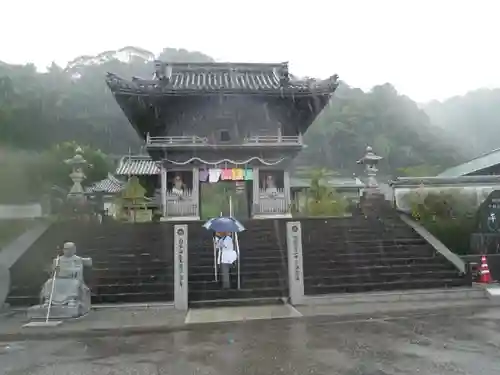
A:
<box><xmin>187</xmin><ymin>220</ymin><xmax>288</xmax><ymax>306</ymax></box>
<box><xmin>301</xmin><ymin>213</ymin><xmax>470</xmax><ymax>296</ymax></box>
<box><xmin>7</xmin><ymin>221</ymin><xmax>174</xmax><ymax>306</ymax></box>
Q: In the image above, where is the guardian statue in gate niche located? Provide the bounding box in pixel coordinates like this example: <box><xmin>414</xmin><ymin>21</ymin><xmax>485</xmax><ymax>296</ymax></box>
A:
<box><xmin>28</xmin><ymin>242</ymin><xmax>92</xmax><ymax>320</ymax></box>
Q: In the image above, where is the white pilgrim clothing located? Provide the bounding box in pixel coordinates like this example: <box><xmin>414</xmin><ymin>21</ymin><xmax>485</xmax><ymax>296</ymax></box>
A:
<box><xmin>217</xmin><ymin>236</ymin><xmax>238</xmax><ymax>265</ymax></box>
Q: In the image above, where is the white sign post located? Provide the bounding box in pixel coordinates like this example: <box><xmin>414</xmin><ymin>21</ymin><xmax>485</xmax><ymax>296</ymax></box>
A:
<box><xmin>174</xmin><ymin>224</ymin><xmax>188</xmax><ymax>310</ymax></box>
<box><xmin>286</xmin><ymin>221</ymin><xmax>304</xmax><ymax>305</ymax></box>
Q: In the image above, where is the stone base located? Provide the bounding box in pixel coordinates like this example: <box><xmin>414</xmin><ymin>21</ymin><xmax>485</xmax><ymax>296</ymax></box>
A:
<box><xmin>253</xmin><ymin>213</ymin><xmax>293</xmax><ymax>219</ymax></box>
<box><xmin>27</xmin><ymin>303</ymin><xmax>90</xmax><ymax>320</ymax></box>
<box><xmin>160</xmin><ymin>216</ymin><xmax>200</xmax><ymax>222</ymax></box>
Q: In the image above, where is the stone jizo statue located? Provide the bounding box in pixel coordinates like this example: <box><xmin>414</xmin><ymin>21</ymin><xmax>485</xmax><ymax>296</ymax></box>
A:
<box><xmin>27</xmin><ymin>242</ymin><xmax>93</xmax><ymax>320</ymax></box>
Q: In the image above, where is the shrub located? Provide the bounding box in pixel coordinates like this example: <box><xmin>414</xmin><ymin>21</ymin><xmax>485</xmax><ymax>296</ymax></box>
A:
<box><xmin>408</xmin><ymin>189</ymin><xmax>477</xmax><ymax>255</ymax></box>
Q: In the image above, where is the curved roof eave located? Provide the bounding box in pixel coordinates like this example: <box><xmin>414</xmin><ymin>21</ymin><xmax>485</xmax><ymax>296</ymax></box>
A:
<box><xmin>437</xmin><ymin>148</ymin><xmax>500</xmax><ymax>177</ymax></box>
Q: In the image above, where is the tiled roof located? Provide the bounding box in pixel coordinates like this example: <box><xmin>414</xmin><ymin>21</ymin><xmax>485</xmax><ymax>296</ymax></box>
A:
<box><xmin>85</xmin><ymin>173</ymin><xmax>125</xmax><ymax>194</ymax></box>
<box><xmin>290</xmin><ymin>177</ymin><xmax>365</xmax><ymax>189</ymax></box>
<box><xmin>437</xmin><ymin>148</ymin><xmax>500</xmax><ymax>177</ymax></box>
<box><xmin>390</xmin><ymin>175</ymin><xmax>500</xmax><ymax>186</ymax></box>
<box><xmin>106</xmin><ymin>61</ymin><xmax>339</xmax><ymax>96</ymax></box>
<box><xmin>115</xmin><ymin>156</ymin><xmax>160</xmax><ymax>175</ymax></box>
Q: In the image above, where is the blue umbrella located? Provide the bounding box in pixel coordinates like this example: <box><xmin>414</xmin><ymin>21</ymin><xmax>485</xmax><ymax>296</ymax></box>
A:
<box><xmin>203</xmin><ymin>216</ymin><xmax>245</xmax><ymax>233</ymax></box>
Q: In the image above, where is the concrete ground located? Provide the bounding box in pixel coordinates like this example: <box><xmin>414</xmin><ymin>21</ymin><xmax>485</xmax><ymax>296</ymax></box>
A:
<box><xmin>1</xmin><ymin>306</ymin><xmax>500</xmax><ymax>375</ymax></box>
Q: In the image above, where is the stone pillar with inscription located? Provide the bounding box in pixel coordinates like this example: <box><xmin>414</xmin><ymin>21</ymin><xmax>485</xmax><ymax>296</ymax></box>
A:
<box><xmin>174</xmin><ymin>224</ymin><xmax>188</xmax><ymax>310</ymax></box>
<box><xmin>286</xmin><ymin>221</ymin><xmax>304</xmax><ymax>305</ymax></box>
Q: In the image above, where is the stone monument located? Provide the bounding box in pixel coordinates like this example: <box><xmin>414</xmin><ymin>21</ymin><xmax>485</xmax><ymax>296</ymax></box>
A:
<box><xmin>357</xmin><ymin>146</ymin><xmax>383</xmax><ymax>195</ymax></box>
<box><xmin>357</xmin><ymin>146</ymin><xmax>387</xmax><ymax>218</ymax></box>
<box><xmin>65</xmin><ymin>147</ymin><xmax>87</xmax><ymax>205</ymax></box>
<box><xmin>27</xmin><ymin>242</ymin><xmax>92</xmax><ymax>320</ymax></box>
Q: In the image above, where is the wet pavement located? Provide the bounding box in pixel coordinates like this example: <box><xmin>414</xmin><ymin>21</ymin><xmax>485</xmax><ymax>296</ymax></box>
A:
<box><xmin>1</xmin><ymin>307</ymin><xmax>500</xmax><ymax>374</ymax></box>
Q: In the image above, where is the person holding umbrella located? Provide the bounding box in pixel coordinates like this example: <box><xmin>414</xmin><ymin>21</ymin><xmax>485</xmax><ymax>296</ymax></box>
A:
<box><xmin>215</xmin><ymin>231</ymin><xmax>237</xmax><ymax>289</ymax></box>
<box><xmin>203</xmin><ymin>216</ymin><xmax>245</xmax><ymax>289</ymax></box>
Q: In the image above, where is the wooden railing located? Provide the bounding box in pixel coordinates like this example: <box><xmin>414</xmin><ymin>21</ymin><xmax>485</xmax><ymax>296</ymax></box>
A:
<box><xmin>167</xmin><ymin>201</ymin><xmax>198</xmax><ymax>217</ymax></box>
<box><xmin>166</xmin><ymin>189</ymin><xmax>199</xmax><ymax>217</ymax></box>
<box><xmin>146</xmin><ymin>133</ymin><xmax>303</xmax><ymax>147</ymax></box>
<box><xmin>146</xmin><ymin>134</ymin><xmax>208</xmax><ymax>146</ymax></box>
<box><xmin>255</xmin><ymin>188</ymin><xmax>289</xmax><ymax>215</ymax></box>
<box><xmin>243</xmin><ymin>135</ymin><xmax>303</xmax><ymax>145</ymax></box>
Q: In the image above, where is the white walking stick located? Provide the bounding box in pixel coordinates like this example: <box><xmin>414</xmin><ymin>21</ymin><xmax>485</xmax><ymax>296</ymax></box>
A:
<box><xmin>229</xmin><ymin>196</ymin><xmax>241</xmax><ymax>289</ymax></box>
<box><xmin>45</xmin><ymin>256</ymin><xmax>60</xmax><ymax>323</ymax></box>
<box><xmin>235</xmin><ymin>232</ymin><xmax>241</xmax><ymax>290</ymax></box>
<box><xmin>22</xmin><ymin>255</ymin><xmax>63</xmax><ymax>328</ymax></box>
<box><xmin>213</xmin><ymin>237</ymin><xmax>218</xmax><ymax>282</ymax></box>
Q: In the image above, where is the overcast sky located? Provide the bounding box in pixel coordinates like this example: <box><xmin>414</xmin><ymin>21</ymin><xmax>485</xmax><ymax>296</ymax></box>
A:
<box><xmin>1</xmin><ymin>0</ymin><xmax>498</xmax><ymax>102</ymax></box>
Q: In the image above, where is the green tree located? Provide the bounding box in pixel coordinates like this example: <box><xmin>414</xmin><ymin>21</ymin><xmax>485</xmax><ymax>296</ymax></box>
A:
<box><xmin>36</xmin><ymin>141</ymin><xmax>110</xmax><ymax>191</ymax></box>
<box><xmin>305</xmin><ymin>169</ymin><xmax>348</xmax><ymax>216</ymax></box>
<box><xmin>294</xmin><ymin>82</ymin><xmax>464</xmax><ymax>177</ymax></box>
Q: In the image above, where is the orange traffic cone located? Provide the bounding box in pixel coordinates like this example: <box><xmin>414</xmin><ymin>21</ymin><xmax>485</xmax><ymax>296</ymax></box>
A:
<box><xmin>478</xmin><ymin>255</ymin><xmax>492</xmax><ymax>284</ymax></box>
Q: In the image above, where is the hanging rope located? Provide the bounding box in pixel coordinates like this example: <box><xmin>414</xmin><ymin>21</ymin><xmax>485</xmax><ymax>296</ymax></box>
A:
<box><xmin>164</xmin><ymin>156</ymin><xmax>286</xmax><ymax>166</ymax></box>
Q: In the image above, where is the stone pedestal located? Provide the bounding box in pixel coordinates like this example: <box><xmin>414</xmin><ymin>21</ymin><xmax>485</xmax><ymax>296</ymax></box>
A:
<box><xmin>27</xmin><ymin>297</ymin><xmax>91</xmax><ymax>320</ymax></box>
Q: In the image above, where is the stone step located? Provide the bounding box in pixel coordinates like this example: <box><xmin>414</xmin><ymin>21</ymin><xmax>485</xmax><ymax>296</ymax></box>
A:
<box><xmin>306</xmin><ymin>270</ymin><xmax>461</xmax><ymax>285</ymax></box>
<box><xmin>82</xmin><ymin>247</ymin><xmax>171</xmax><ymax>254</ymax></box>
<box><xmin>93</xmin><ymin>282</ymin><xmax>173</xmax><ymax>295</ymax></box>
<box><xmin>91</xmin><ymin>259</ymin><xmax>170</xmax><ymax>266</ymax></box>
<box><xmin>188</xmin><ymin>240</ymin><xmax>279</xmax><ymax>250</ymax></box>
<box><xmin>188</xmin><ymin>269</ymin><xmax>281</xmax><ymax>281</ymax></box>
<box><xmin>7</xmin><ymin>289</ymin><xmax>174</xmax><ymax>307</ymax></box>
<box><xmin>303</xmin><ymin>245</ymin><xmax>435</xmax><ymax>256</ymax></box>
<box><xmin>190</xmin><ymin>262</ymin><xmax>284</xmax><ymax>273</ymax></box>
<box><xmin>302</xmin><ymin>226</ymin><xmax>412</xmax><ymax>234</ymax></box>
<box><xmin>188</xmin><ymin>286</ymin><xmax>283</xmax><ymax>302</ymax></box>
<box><xmin>303</xmin><ymin>256</ymin><xmax>452</xmax><ymax>268</ymax></box>
<box><xmin>91</xmin><ymin>274</ymin><xmax>173</xmax><ymax>284</ymax></box>
<box><xmin>189</xmin><ymin>277</ymin><xmax>283</xmax><ymax>291</ymax></box>
<box><xmin>92</xmin><ymin>292</ymin><xmax>173</xmax><ymax>304</ymax></box>
<box><xmin>303</xmin><ymin>250</ymin><xmax>440</xmax><ymax>262</ymax></box>
<box><xmin>191</xmin><ymin>254</ymin><xmax>284</xmax><ymax>262</ymax></box>
<box><xmin>91</xmin><ymin>266</ymin><xmax>173</xmax><ymax>277</ymax></box>
<box><xmin>304</xmin><ymin>237</ymin><xmax>427</xmax><ymax>246</ymax></box>
<box><xmin>303</xmin><ymin>262</ymin><xmax>454</xmax><ymax>274</ymax></box>
<box><xmin>305</xmin><ymin>278</ymin><xmax>469</xmax><ymax>295</ymax></box>
<box><xmin>308</xmin><ymin>242</ymin><xmax>429</xmax><ymax>252</ymax></box>
<box><xmin>189</xmin><ymin>296</ymin><xmax>284</xmax><ymax>308</ymax></box>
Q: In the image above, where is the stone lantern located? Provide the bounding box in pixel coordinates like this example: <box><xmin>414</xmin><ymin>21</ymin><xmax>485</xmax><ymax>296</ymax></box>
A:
<box><xmin>65</xmin><ymin>147</ymin><xmax>88</xmax><ymax>204</ymax></box>
<box><xmin>357</xmin><ymin>146</ymin><xmax>383</xmax><ymax>194</ymax></box>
